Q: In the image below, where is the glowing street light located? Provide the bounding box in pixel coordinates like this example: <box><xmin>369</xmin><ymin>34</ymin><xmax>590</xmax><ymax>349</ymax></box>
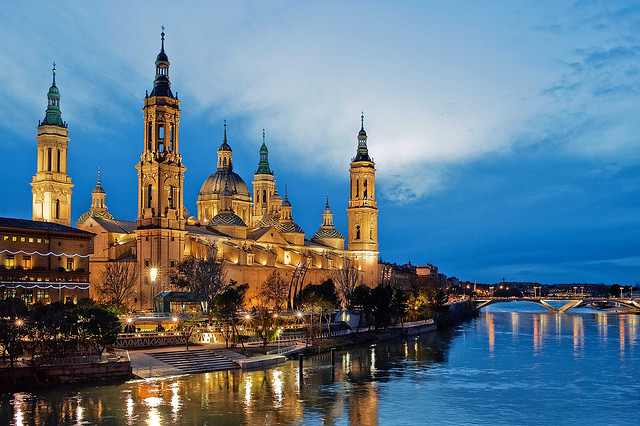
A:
<box><xmin>15</xmin><ymin>319</ymin><xmax>23</xmax><ymax>327</ymax></box>
<box><xmin>150</xmin><ymin>267</ymin><xmax>158</xmax><ymax>283</ymax></box>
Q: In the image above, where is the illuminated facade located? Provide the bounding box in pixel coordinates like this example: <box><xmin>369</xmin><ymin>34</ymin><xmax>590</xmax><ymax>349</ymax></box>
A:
<box><xmin>77</xmin><ymin>31</ymin><xmax>381</xmax><ymax>308</ymax></box>
<box><xmin>31</xmin><ymin>65</ymin><xmax>73</xmax><ymax>227</ymax></box>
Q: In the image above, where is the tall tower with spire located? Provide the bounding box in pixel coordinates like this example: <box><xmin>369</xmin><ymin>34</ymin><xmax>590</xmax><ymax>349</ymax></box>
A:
<box><xmin>347</xmin><ymin>113</ymin><xmax>379</xmax><ymax>284</ymax></box>
<box><xmin>31</xmin><ymin>64</ymin><xmax>73</xmax><ymax>226</ymax></box>
<box><xmin>252</xmin><ymin>129</ymin><xmax>275</xmax><ymax>226</ymax></box>
<box><xmin>135</xmin><ymin>29</ymin><xmax>186</xmax><ymax>299</ymax></box>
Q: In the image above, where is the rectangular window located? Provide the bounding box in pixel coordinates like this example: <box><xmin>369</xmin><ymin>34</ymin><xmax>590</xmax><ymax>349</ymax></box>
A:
<box><xmin>171</xmin><ymin>261</ymin><xmax>175</xmax><ymax>267</ymax></box>
<box><xmin>44</xmin><ymin>239</ymin><xmax>49</xmax><ymax>243</ymax></box>
<box><xmin>36</xmin><ymin>290</ymin><xmax>50</xmax><ymax>303</ymax></box>
<box><xmin>5</xmin><ymin>255</ymin><xmax>15</xmax><ymax>268</ymax></box>
<box><xmin>66</xmin><ymin>258</ymin><xmax>74</xmax><ymax>271</ymax></box>
<box><xmin>23</xmin><ymin>255</ymin><xmax>32</xmax><ymax>269</ymax></box>
<box><xmin>29</xmin><ymin>237</ymin><xmax>34</xmax><ymax>243</ymax></box>
<box><xmin>22</xmin><ymin>292</ymin><xmax>33</xmax><ymax>304</ymax></box>
<box><xmin>37</xmin><ymin>238</ymin><xmax>42</xmax><ymax>243</ymax></box>
<box><xmin>12</xmin><ymin>236</ymin><xmax>17</xmax><ymax>241</ymax></box>
<box><xmin>3</xmin><ymin>236</ymin><xmax>8</xmax><ymax>240</ymax></box>
<box><xmin>145</xmin><ymin>260</ymin><xmax>150</xmax><ymax>267</ymax></box>
<box><xmin>20</xmin><ymin>237</ymin><xmax>25</xmax><ymax>242</ymax></box>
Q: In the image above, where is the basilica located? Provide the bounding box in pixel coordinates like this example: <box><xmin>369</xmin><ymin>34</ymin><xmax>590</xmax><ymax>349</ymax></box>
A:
<box><xmin>22</xmin><ymin>32</ymin><xmax>382</xmax><ymax>309</ymax></box>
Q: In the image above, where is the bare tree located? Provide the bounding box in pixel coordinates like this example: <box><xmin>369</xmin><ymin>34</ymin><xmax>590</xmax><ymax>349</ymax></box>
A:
<box><xmin>98</xmin><ymin>260</ymin><xmax>138</xmax><ymax>307</ymax></box>
<box><xmin>332</xmin><ymin>260</ymin><xmax>360</xmax><ymax>309</ymax></box>
<box><xmin>259</xmin><ymin>271</ymin><xmax>289</xmax><ymax>312</ymax></box>
<box><xmin>172</xmin><ymin>247</ymin><xmax>227</xmax><ymax>321</ymax></box>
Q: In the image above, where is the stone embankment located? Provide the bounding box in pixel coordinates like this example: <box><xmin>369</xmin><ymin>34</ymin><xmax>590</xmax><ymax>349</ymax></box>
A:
<box><xmin>0</xmin><ymin>358</ymin><xmax>133</xmax><ymax>391</ymax></box>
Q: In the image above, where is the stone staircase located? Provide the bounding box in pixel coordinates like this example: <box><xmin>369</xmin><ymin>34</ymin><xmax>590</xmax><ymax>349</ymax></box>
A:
<box><xmin>148</xmin><ymin>349</ymin><xmax>240</xmax><ymax>374</ymax></box>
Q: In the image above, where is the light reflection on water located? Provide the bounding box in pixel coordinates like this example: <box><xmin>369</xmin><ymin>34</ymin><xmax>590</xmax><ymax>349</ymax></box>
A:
<box><xmin>1</xmin><ymin>304</ymin><xmax>639</xmax><ymax>425</ymax></box>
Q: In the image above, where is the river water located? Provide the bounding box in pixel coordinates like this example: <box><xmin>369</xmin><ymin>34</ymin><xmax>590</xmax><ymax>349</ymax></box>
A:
<box><xmin>1</xmin><ymin>303</ymin><xmax>638</xmax><ymax>425</ymax></box>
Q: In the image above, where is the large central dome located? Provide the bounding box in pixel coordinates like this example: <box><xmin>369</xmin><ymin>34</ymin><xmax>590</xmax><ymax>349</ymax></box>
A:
<box><xmin>199</xmin><ymin>170</ymin><xmax>250</xmax><ymax>198</ymax></box>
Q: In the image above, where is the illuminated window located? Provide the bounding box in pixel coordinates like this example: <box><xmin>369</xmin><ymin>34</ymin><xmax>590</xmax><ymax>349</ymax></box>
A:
<box><xmin>37</xmin><ymin>238</ymin><xmax>42</xmax><ymax>243</ymax></box>
<box><xmin>3</xmin><ymin>236</ymin><xmax>7</xmax><ymax>240</ymax></box>
<box><xmin>20</xmin><ymin>237</ymin><xmax>25</xmax><ymax>242</ymax></box>
<box><xmin>12</xmin><ymin>237</ymin><xmax>17</xmax><ymax>242</ymax></box>
<box><xmin>29</xmin><ymin>238</ymin><xmax>34</xmax><ymax>243</ymax></box>
<box><xmin>22</xmin><ymin>292</ymin><xmax>33</xmax><ymax>304</ymax></box>
<box><xmin>44</xmin><ymin>239</ymin><xmax>49</xmax><ymax>243</ymax></box>
<box><xmin>5</xmin><ymin>255</ymin><xmax>15</xmax><ymax>268</ymax></box>
<box><xmin>67</xmin><ymin>258</ymin><xmax>74</xmax><ymax>271</ymax></box>
<box><xmin>36</xmin><ymin>290</ymin><xmax>50</xmax><ymax>303</ymax></box>
<box><xmin>23</xmin><ymin>255</ymin><xmax>31</xmax><ymax>269</ymax></box>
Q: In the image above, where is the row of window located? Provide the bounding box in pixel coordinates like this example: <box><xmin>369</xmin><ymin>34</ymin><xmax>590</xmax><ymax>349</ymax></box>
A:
<box><xmin>3</xmin><ymin>255</ymin><xmax>75</xmax><ymax>271</ymax></box>
<box><xmin>2</xmin><ymin>236</ymin><xmax>50</xmax><ymax>243</ymax></box>
<box><xmin>145</xmin><ymin>185</ymin><xmax>178</xmax><ymax>209</ymax></box>
<box><xmin>1</xmin><ymin>289</ymin><xmax>77</xmax><ymax>305</ymax></box>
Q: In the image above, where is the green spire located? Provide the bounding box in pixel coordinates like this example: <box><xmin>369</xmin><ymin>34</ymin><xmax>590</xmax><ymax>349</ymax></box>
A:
<box><xmin>256</xmin><ymin>129</ymin><xmax>273</xmax><ymax>175</ymax></box>
<box><xmin>41</xmin><ymin>63</ymin><xmax>65</xmax><ymax>127</ymax></box>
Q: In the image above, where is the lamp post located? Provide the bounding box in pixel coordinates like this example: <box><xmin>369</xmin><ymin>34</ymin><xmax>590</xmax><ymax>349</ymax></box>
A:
<box><xmin>150</xmin><ymin>267</ymin><xmax>158</xmax><ymax>311</ymax></box>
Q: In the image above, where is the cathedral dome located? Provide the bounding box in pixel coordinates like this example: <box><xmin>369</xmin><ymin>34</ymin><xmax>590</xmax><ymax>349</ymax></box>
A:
<box><xmin>275</xmin><ymin>222</ymin><xmax>305</xmax><ymax>234</ymax></box>
<box><xmin>208</xmin><ymin>212</ymin><xmax>247</xmax><ymax>227</ymax></box>
<box><xmin>312</xmin><ymin>228</ymin><xmax>344</xmax><ymax>240</ymax></box>
<box><xmin>199</xmin><ymin>170</ymin><xmax>250</xmax><ymax>198</ymax></box>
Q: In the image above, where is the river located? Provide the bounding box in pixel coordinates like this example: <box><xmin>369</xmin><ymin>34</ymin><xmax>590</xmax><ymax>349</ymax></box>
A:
<box><xmin>1</xmin><ymin>303</ymin><xmax>638</xmax><ymax>425</ymax></box>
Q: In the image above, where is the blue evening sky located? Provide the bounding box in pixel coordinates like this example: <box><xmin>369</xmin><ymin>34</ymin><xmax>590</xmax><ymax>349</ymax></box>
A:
<box><xmin>1</xmin><ymin>1</ymin><xmax>639</xmax><ymax>284</ymax></box>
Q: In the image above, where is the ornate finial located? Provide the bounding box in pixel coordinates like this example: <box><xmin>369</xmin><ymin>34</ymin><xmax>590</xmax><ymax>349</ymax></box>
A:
<box><xmin>262</xmin><ymin>129</ymin><xmax>265</xmax><ymax>142</ymax></box>
<box><xmin>285</xmin><ymin>185</ymin><xmax>288</xmax><ymax>198</ymax></box>
<box><xmin>52</xmin><ymin>62</ymin><xmax>57</xmax><ymax>85</ymax></box>
<box><xmin>160</xmin><ymin>26</ymin><xmax>165</xmax><ymax>51</ymax></box>
<box><xmin>97</xmin><ymin>167</ymin><xmax>101</xmax><ymax>183</ymax></box>
<box><xmin>326</xmin><ymin>195</ymin><xmax>330</xmax><ymax>207</ymax></box>
<box><xmin>361</xmin><ymin>111</ymin><xmax>364</xmax><ymax>130</ymax></box>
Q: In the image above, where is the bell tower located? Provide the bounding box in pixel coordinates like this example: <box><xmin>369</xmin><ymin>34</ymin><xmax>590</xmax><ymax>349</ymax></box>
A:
<box><xmin>347</xmin><ymin>113</ymin><xmax>379</xmax><ymax>284</ymax></box>
<box><xmin>134</xmin><ymin>29</ymin><xmax>186</xmax><ymax>305</ymax></box>
<box><xmin>31</xmin><ymin>64</ymin><xmax>73</xmax><ymax>226</ymax></box>
<box><xmin>252</xmin><ymin>130</ymin><xmax>275</xmax><ymax>226</ymax></box>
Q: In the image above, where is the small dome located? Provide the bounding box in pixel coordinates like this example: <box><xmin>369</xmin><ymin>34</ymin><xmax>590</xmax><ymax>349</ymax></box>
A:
<box><xmin>275</xmin><ymin>222</ymin><xmax>305</xmax><ymax>234</ymax></box>
<box><xmin>256</xmin><ymin>214</ymin><xmax>280</xmax><ymax>228</ymax></box>
<box><xmin>208</xmin><ymin>212</ymin><xmax>246</xmax><ymax>227</ymax></box>
<box><xmin>92</xmin><ymin>183</ymin><xmax>105</xmax><ymax>194</ymax></box>
<box><xmin>218</xmin><ymin>141</ymin><xmax>232</xmax><ymax>152</ymax></box>
<box><xmin>156</xmin><ymin>50</ymin><xmax>169</xmax><ymax>63</ymax></box>
<box><xmin>313</xmin><ymin>228</ymin><xmax>344</xmax><ymax>240</ymax></box>
<box><xmin>200</xmin><ymin>171</ymin><xmax>250</xmax><ymax>198</ymax></box>
<box><xmin>271</xmin><ymin>191</ymin><xmax>282</xmax><ymax>202</ymax></box>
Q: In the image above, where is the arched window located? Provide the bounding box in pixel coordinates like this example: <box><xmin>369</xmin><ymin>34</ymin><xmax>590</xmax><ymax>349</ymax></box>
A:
<box><xmin>55</xmin><ymin>199</ymin><xmax>60</xmax><ymax>219</ymax></box>
<box><xmin>355</xmin><ymin>225</ymin><xmax>360</xmax><ymax>240</ymax></box>
<box><xmin>356</xmin><ymin>179</ymin><xmax>359</xmax><ymax>198</ymax></box>
<box><xmin>262</xmin><ymin>189</ymin><xmax>267</xmax><ymax>203</ymax></box>
<box><xmin>370</xmin><ymin>227</ymin><xmax>374</xmax><ymax>239</ymax></box>
<box><xmin>158</xmin><ymin>125</ymin><xmax>164</xmax><ymax>151</ymax></box>
<box><xmin>169</xmin><ymin>124</ymin><xmax>174</xmax><ymax>150</ymax></box>
<box><xmin>168</xmin><ymin>186</ymin><xmax>175</xmax><ymax>209</ymax></box>
<box><xmin>363</xmin><ymin>180</ymin><xmax>368</xmax><ymax>198</ymax></box>
<box><xmin>47</xmin><ymin>148</ymin><xmax>52</xmax><ymax>171</ymax></box>
<box><xmin>223</xmin><ymin>157</ymin><xmax>227</xmax><ymax>166</ymax></box>
<box><xmin>147</xmin><ymin>185</ymin><xmax>153</xmax><ymax>208</ymax></box>
<box><xmin>56</xmin><ymin>149</ymin><xmax>61</xmax><ymax>172</ymax></box>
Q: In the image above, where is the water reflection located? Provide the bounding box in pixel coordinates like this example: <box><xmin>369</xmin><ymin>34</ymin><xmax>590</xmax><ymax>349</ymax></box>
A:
<box><xmin>2</xmin><ymin>308</ymin><xmax>639</xmax><ymax>425</ymax></box>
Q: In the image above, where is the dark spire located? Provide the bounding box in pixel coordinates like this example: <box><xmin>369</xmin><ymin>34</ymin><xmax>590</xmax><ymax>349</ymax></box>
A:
<box><xmin>218</xmin><ymin>120</ymin><xmax>232</xmax><ymax>152</ymax></box>
<box><xmin>256</xmin><ymin>128</ymin><xmax>273</xmax><ymax>175</ymax></box>
<box><xmin>41</xmin><ymin>63</ymin><xmax>65</xmax><ymax>127</ymax></box>
<box><xmin>150</xmin><ymin>26</ymin><xmax>173</xmax><ymax>98</ymax></box>
<box><xmin>354</xmin><ymin>112</ymin><xmax>371</xmax><ymax>162</ymax></box>
<box><xmin>283</xmin><ymin>185</ymin><xmax>291</xmax><ymax>207</ymax></box>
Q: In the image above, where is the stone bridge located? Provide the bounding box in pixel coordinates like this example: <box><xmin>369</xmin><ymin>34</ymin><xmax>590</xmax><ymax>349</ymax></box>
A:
<box><xmin>473</xmin><ymin>297</ymin><xmax>640</xmax><ymax>313</ymax></box>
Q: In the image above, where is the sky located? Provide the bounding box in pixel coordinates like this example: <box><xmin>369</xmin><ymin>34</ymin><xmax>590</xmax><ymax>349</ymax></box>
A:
<box><xmin>1</xmin><ymin>1</ymin><xmax>639</xmax><ymax>285</ymax></box>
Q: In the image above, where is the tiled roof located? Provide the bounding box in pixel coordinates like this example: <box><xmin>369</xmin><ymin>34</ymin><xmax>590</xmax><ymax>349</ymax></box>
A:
<box><xmin>0</xmin><ymin>217</ymin><xmax>94</xmax><ymax>236</ymax></box>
